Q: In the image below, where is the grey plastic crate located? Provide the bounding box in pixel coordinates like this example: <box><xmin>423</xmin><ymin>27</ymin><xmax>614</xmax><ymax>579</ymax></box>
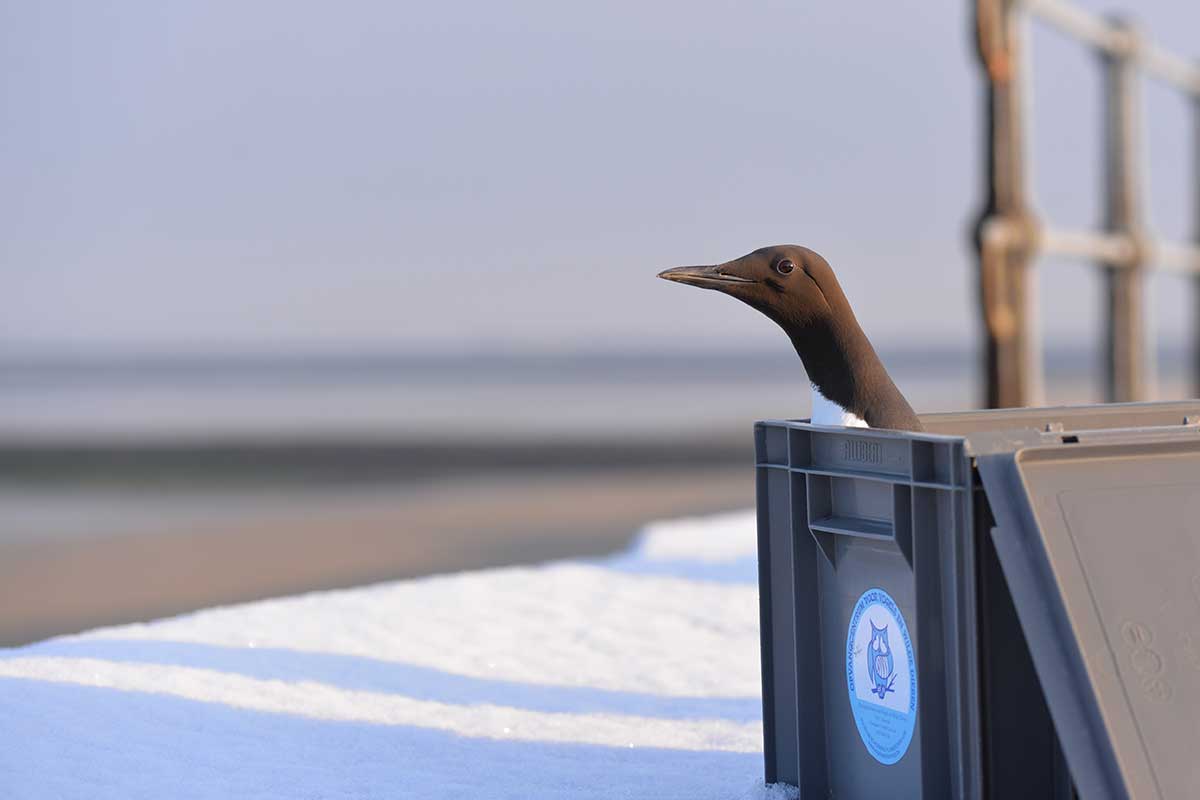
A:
<box><xmin>754</xmin><ymin>400</ymin><xmax>1200</xmax><ymax>800</ymax></box>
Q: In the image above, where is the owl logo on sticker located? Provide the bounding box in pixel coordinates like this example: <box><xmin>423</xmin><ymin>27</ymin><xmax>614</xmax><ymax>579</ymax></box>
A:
<box><xmin>866</xmin><ymin>620</ymin><xmax>896</xmax><ymax>700</ymax></box>
<box><xmin>846</xmin><ymin>587</ymin><xmax>917</xmax><ymax>765</ymax></box>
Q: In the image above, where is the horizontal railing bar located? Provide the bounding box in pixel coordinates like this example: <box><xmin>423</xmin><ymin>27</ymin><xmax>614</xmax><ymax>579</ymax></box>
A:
<box><xmin>1154</xmin><ymin>241</ymin><xmax>1200</xmax><ymax>274</ymax></box>
<box><xmin>1018</xmin><ymin>0</ymin><xmax>1200</xmax><ymax>95</ymax></box>
<box><xmin>1019</xmin><ymin>0</ymin><xmax>1124</xmax><ymax>53</ymax></box>
<box><xmin>1039</xmin><ymin>226</ymin><xmax>1133</xmax><ymax>264</ymax></box>
<box><xmin>1142</xmin><ymin>44</ymin><xmax>1200</xmax><ymax>96</ymax></box>
<box><xmin>982</xmin><ymin>218</ymin><xmax>1200</xmax><ymax>274</ymax></box>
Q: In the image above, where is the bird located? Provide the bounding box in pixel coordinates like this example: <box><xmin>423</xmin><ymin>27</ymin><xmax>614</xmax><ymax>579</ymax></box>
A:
<box><xmin>658</xmin><ymin>245</ymin><xmax>923</xmax><ymax>431</ymax></box>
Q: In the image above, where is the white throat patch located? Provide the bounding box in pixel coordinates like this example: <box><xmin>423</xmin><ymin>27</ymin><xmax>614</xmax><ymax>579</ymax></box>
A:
<box><xmin>810</xmin><ymin>385</ymin><xmax>869</xmax><ymax>428</ymax></box>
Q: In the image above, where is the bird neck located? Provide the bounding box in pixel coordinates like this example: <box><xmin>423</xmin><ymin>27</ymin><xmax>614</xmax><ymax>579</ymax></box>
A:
<box><xmin>785</xmin><ymin>315</ymin><xmax>922</xmax><ymax>431</ymax></box>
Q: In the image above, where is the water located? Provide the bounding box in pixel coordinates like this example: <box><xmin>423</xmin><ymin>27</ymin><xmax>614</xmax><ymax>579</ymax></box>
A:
<box><xmin>0</xmin><ymin>348</ymin><xmax>1192</xmax><ymax>441</ymax></box>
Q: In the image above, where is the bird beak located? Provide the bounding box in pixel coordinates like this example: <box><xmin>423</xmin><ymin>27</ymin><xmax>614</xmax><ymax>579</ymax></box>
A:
<box><xmin>656</xmin><ymin>263</ymin><xmax>756</xmax><ymax>290</ymax></box>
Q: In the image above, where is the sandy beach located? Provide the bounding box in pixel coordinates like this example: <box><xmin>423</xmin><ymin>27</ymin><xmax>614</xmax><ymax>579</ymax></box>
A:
<box><xmin>0</xmin><ymin>454</ymin><xmax>752</xmax><ymax>646</ymax></box>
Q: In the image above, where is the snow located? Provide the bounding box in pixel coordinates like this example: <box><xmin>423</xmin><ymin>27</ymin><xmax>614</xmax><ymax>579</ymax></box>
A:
<box><xmin>0</xmin><ymin>509</ymin><xmax>796</xmax><ymax>800</ymax></box>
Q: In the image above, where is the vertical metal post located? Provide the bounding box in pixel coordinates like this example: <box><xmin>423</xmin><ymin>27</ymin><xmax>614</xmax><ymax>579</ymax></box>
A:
<box><xmin>1101</xmin><ymin>20</ymin><xmax>1147</xmax><ymax>402</ymax></box>
<box><xmin>1194</xmin><ymin>95</ymin><xmax>1200</xmax><ymax>398</ymax></box>
<box><xmin>975</xmin><ymin>0</ymin><xmax>1036</xmax><ymax>408</ymax></box>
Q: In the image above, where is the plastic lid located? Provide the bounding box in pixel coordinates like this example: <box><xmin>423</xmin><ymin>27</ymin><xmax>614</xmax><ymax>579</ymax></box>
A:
<box><xmin>978</xmin><ymin>436</ymin><xmax>1200</xmax><ymax>800</ymax></box>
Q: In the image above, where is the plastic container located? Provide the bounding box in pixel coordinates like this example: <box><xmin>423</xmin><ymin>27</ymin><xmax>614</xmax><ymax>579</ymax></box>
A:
<box><xmin>754</xmin><ymin>400</ymin><xmax>1200</xmax><ymax>799</ymax></box>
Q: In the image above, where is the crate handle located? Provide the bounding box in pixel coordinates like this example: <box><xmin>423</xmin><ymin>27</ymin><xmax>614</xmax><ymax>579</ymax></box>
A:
<box><xmin>808</xmin><ymin>515</ymin><xmax>894</xmax><ymax>567</ymax></box>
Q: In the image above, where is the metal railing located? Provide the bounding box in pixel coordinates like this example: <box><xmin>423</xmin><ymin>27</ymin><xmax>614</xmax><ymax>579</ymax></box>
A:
<box><xmin>973</xmin><ymin>0</ymin><xmax>1200</xmax><ymax>407</ymax></box>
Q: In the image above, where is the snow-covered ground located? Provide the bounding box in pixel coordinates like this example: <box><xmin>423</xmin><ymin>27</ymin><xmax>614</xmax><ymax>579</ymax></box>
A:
<box><xmin>0</xmin><ymin>509</ymin><xmax>797</xmax><ymax>800</ymax></box>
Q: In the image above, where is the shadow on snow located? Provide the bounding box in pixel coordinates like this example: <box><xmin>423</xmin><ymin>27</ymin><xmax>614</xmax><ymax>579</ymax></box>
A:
<box><xmin>0</xmin><ymin>677</ymin><xmax>760</xmax><ymax>800</ymax></box>
<box><xmin>11</xmin><ymin>637</ymin><xmax>762</xmax><ymax>723</ymax></box>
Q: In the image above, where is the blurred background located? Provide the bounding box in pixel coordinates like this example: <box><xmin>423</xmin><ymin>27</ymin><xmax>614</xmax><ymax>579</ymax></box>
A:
<box><xmin>2</xmin><ymin>0</ymin><xmax>1197</xmax><ymax>644</ymax></box>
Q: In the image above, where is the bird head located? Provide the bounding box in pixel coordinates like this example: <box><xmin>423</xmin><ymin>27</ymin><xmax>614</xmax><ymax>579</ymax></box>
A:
<box><xmin>656</xmin><ymin>243</ymin><xmax>923</xmax><ymax>431</ymax></box>
<box><xmin>656</xmin><ymin>245</ymin><xmax>845</xmax><ymax>330</ymax></box>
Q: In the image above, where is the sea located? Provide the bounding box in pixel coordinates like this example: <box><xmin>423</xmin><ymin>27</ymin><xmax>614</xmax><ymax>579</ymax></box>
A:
<box><xmin>1</xmin><ymin>346</ymin><xmax>1192</xmax><ymax>442</ymax></box>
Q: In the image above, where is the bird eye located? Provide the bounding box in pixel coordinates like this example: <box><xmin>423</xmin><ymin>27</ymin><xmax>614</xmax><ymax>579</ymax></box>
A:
<box><xmin>774</xmin><ymin>259</ymin><xmax>795</xmax><ymax>275</ymax></box>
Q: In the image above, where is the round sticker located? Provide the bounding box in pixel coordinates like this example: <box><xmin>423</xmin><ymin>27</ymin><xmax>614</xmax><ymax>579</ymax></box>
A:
<box><xmin>846</xmin><ymin>587</ymin><xmax>917</xmax><ymax>765</ymax></box>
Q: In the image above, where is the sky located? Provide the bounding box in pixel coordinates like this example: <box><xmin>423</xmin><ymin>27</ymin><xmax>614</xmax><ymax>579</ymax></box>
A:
<box><xmin>2</xmin><ymin>0</ymin><xmax>1197</xmax><ymax>357</ymax></box>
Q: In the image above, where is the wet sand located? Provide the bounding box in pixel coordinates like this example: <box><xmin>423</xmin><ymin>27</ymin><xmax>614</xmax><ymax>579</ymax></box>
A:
<box><xmin>0</xmin><ymin>464</ymin><xmax>753</xmax><ymax>647</ymax></box>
